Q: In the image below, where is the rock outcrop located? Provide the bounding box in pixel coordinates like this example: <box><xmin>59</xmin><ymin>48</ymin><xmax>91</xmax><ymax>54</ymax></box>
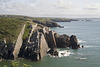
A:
<box><xmin>0</xmin><ymin>24</ymin><xmax>26</xmax><ymax>59</ymax></box>
<box><xmin>0</xmin><ymin>41</ymin><xmax>14</xmax><ymax>59</ymax></box>
<box><xmin>19</xmin><ymin>25</ymin><xmax>49</xmax><ymax>61</ymax></box>
<box><xmin>0</xmin><ymin>23</ymin><xmax>79</xmax><ymax>61</ymax></box>
<box><xmin>45</xmin><ymin>31</ymin><xmax>57</xmax><ymax>48</ymax></box>
<box><xmin>33</xmin><ymin>20</ymin><xmax>61</xmax><ymax>27</ymax></box>
<box><xmin>55</xmin><ymin>34</ymin><xmax>71</xmax><ymax>48</ymax></box>
<box><xmin>70</xmin><ymin>35</ymin><xmax>79</xmax><ymax>49</ymax></box>
<box><xmin>13</xmin><ymin>24</ymin><xmax>26</xmax><ymax>59</ymax></box>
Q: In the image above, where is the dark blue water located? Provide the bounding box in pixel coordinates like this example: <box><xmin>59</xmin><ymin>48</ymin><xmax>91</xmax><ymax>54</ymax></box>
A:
<box><xmin>0</xmin><ymin>20</ymin><xmax>100</xmax><ymax>67</ymax></box>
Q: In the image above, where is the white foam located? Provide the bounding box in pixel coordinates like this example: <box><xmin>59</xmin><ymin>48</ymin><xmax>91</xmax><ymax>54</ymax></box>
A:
<box><xmin>74</xmin><ymin>57</ymin><xmax>87</xmax><ymax>60</ymax></box>
<box><xmin>78</xmin><ymin>53</ymin><xmax>90</xmax><ymax>57</ymax></box>
<box><xmin>78</xmin><ymin>39</ymin><xmax>86</xmax><ymax>43</ymax></box>
<box><xmin>48</xmin><ymin>50</ymin><xmax>73</xmax><ymax>58</ymax></box>
<box><xmin>79</xmin><ymin>58</ymin><xmax>87</xmax><ymax>60</ymax></box>
<box><xmin>58</xmin><ymin>50</ymin><xmax>73</xmax><ymax>57</ymax></box>
<box><xmin>64</xmin><ymin>27</ymin><xmax>69</xmax><ymax>28</ymax></box>
<box><xmin>84</xmin><ymin>45</ymin><xmax>93</xmax><ymax>48</ymax></box>
<box><xmin>85</xmin><ymin>45</ymin><xmax>100</xmax><ymax>48</ymax></box>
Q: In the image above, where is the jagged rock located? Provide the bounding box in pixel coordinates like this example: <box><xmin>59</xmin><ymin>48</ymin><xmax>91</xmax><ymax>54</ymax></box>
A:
<box><xmin>39</xmin><ymin>33</ymin><xmax>49</xmax><ymax>59</ymax></box>
<box><xmin>45</xmin><ymin>31</ymin><xmax>57</xmax><ymax>48</ymax></box>
<box><xmin>33</xmin><ymin>20</ymin><xmax>61</xmax><ymax>27</ymax></box>
<box><xmin>59</xmin><ymin>26</ymin><xmax>64</xmax><ymax>28</ymax></box>
<box><xmin>82</xmin><ymin>45</ymin><xmax>84</xmax><ymax>48</ymax></box>
<box><xmin>0</xmin><ymin>41</ymin><xmax>14</xmax><ymax>59</ymax></box>
<box><xmin>19</xmin><ymin>30</ymin><xmax>48</xmax><ymax>61</ymax></box>
<box><xmin>70</xmin><ymin>35</ymin><xmax>79</xmax><ymax>49</ymax></box>
<box><xmin>0</xmin><ymin>22</ymin><xmax>80</xmax><ymax>61</ymax></box>
<box><xmin>47</xmin><ymin>48</ymin><xmax>58</xmax><ymax>56</ymax></box>
<box><xmin>13</xmin><ymin>24</ymin><xmax>26</xmax><ymax>59</ymax></box>
<box><xmin>0</xmin><ymin>41</ymin><xmax>5</xmax><ymax>52</ymax></box>
<box><xmin>55</xmin><ymin>34</ymin><xmax>71</xmax><ymax>48</ymax></box>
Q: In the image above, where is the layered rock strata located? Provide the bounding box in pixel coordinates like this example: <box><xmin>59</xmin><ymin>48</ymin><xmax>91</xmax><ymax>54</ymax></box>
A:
<box><xmin>0</xmin><ymin>24</ymin><xmax>79</xmax><ymax>60</ymax></box>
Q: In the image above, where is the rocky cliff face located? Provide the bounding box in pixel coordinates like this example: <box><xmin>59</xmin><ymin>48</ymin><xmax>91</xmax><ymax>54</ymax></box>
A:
<box><xmin>0</xmin><ymin>42</ymin><xmax>14</xmax><ymax>59</ymax></box>
<box><xmin>18</xmin><ymin>24</ymin><xmax>49</xmax><ymax>61</ymax></box>
<box><xmin>13</xmin><ymin>24</ymin><xmax>26</xmax><ymax>59</ymax></box>
<box><xmin>0</xmin><ymin>23</ymin><xmax>79</xmax><ymax>61</ymax></box>
<box><xmin>0</xmin><ymin>24</ymin><xmax>26</xmax><ymax>59</ymax></box>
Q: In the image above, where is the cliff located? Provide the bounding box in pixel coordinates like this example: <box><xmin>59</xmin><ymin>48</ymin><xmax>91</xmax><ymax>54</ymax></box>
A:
<box><xmin>13</xmin><ymin>24</ymin><xmax>26</xmax><ymax>59</ymax></box>
<box><xmin>0</xmin><ymin>16</ymin><xmax>80</xmax><ymax>61</ymax></box>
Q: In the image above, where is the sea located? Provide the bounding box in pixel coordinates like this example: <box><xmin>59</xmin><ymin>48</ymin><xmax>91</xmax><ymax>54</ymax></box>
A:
<box><xmin>0</xmin><ymin>19</ymin><xmax>100</xmax><ymax>67</ymax></box>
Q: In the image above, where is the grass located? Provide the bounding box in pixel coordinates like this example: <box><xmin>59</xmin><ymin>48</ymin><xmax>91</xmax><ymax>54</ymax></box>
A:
<box><xmin>0</xmin><ymin>17</ymin><xmax>37</xmax><ymax>44</ymax></box>
<box><xmin>0</xmin><ymin>18</ymin><xmax>25</xmax><ymax>44</ymax></box>
<box><xmin>1</xmin><ymin>61</ymin><xmax>32</xmax><ymax>67</ymax></box>
<box><xmin>0</xmin><ymin>15</ymin><xmax>75</xmax><ymax>44</ymax></box>
<box><xmin>22</xmin><ymin>22</ymin><xmax>31</xmax><ymax>41</ymax></box>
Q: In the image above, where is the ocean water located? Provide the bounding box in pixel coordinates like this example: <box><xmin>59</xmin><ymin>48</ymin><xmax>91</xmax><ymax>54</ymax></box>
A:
<box><xmin>0</xmin><ymin>19</ymin><xmax>100</xmax><ymax>67</ymax></box>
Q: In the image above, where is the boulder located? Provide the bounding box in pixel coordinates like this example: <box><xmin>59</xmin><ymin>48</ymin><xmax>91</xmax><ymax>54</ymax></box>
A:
<box><xmin>70</xmin><ymin>35</ymin><xmax>79</xmax><ymax>49</ymax></box>
<box><xmin>0</xmin><ymin>41</ymin><xmax>5</xmax><ymax>52</ymax></box>
<box><xmin>0</xmin><ymin>41</ymin><xmax>14</xmax><ymax>59</ymax></box>
<box><xmin>47</xmin><ymin>48</ymin><xmax>58</xmax><ymax>56</ymax></box>
<box><xmin>45</xmin><ymin>31</ymin><xmax>57</xmax><ymax>48</ymax></box>
<box><xmin>55</xmin><ymin>34</ymin><xmax>71</xmax><ymax>48</ymax></box>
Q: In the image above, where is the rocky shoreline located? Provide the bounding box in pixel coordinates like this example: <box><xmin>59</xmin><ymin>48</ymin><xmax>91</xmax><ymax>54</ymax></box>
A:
<box><xmin>0</xmin><ymin>23</ymin><xmax>80</xmax><ymax>61</ymax></box>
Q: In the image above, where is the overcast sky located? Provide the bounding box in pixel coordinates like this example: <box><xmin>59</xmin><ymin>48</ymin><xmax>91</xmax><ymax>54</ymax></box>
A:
<box><xmin>0</xmin><ymin>0</ymin><xmax>100</xmax><ymax>18</ymax></box>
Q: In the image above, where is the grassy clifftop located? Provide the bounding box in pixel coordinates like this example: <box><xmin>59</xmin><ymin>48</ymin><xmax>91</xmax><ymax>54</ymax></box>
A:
<box><xmin>0</xmin><ymin>15</ymin><xmax>75</xmax><ymax>22</ymax></box>
<box><xmin>0</xmin><ymin>15</ymin><xmax>77</xmax><ymax>44</ymax></box>
<box><xmin>0</xmin><ymin>18</ymin><xmax>26</xmax><ymax>44</ymax></box>
<box><xmin>0</xmin><ymin>15</ymin><xmax>78</xmax><ymax>27</ymax></box>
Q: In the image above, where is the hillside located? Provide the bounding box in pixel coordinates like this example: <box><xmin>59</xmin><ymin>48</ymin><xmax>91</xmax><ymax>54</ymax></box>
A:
<box><xmin>0</xmin><ymin>15</ymin><xmax>78</xmax><ymax>27</ymax></box>
<box><xmin>0</xmin><ymin>18</ymin><xmax>25</xmax><ymax>44</ymax></box>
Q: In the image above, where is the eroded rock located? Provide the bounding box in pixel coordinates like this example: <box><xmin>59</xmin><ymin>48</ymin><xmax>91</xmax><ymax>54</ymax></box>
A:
<box><xmin>19</xmin><ymin>30</ymin><xmax>48</xmax><ymax>61</ymax></box>
<box><xmin>70</xmin><ymin>35</ymin><xmax>79</xmax><ymax>49</ymax></box>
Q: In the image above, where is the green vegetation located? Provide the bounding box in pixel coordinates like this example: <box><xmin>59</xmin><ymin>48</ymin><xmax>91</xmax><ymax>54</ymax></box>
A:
<box><xmin>0</xmin><ymin>15</ymin><xmax>76</xmax><ymax>24</ymax></box>
<box><xmin>11</xmin><ymin>61</ymin><xmax>19</xmax><ymax>67</ymax></box>
<box><xmin>1</xmin><ymin>61</ymin><xmax>32</xmax><ymax>67</ymax></box>
<box><xmin>10</xmin><ymin>61</ymin><xmax>32</xmax><ymax>67</ymax></box>
<box><xmin>0</xmin><ymin>15</ymin><xmax>77</xmax><ymax>44</ymax></box>
<box><xmin>22</xmin><ymin>22</ymin><xmax>31</xmax><ymax>41</ymax></box>
<box><xmin>0</xmin><ymin>18</ymin><xmax>25</xmax><ymax>44</ymax></box>
<box><xmin>0</xmin><ymin>15</ymin><xmax>77</xmax><ymax>22</ymax></box>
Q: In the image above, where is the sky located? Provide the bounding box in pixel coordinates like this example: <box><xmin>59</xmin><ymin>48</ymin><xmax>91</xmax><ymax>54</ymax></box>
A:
<box><xmin>0</xmin><ymin>0</ymin><xmax>100</xmax><ymax>18</ymax></box>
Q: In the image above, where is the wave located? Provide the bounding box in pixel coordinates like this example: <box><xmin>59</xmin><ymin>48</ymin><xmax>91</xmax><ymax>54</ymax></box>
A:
<box><xmin>48</xmin><ymin>50</ymin><xmax>73</xmax><ymax>58</ymax></box>
<box><xmin>64</xmin><ymin>27</ymin><xmax>69</xmax><ymax>28</ymax></box>
<box><xmin>74</xmin><ymin>57</ymin><xmax>87</xmax><ymax>60</ymax></box>
<box><xmin>58</xmin><ymin>50</ymin><xmax>72</xmax><ymax>57</ymax></box>
<box><xmin>78</xmin><ymin>53</ymin><xmax>90</xmax><ymax>57</ymax></box>
<box><xmin>78</xmin><ymin>39</ymin><xmax>86</xmax><ymax>43</ymax></box>
<box><xmin>85</xmin><ymin>45</ymin><xmax>100</xmax><ymax>48</ymax></box>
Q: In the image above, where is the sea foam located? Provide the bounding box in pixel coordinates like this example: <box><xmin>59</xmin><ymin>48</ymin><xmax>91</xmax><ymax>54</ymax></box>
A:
<box><xmin>78</xmin><ymin>39</ymin><xmax>86</xmax><ymax>43</ymax></box>
<box><xmin>74</xmin><ymin>57</ymin><xmax>87</xmax><ymax>60</ymax></box>
<box><xmin>48</xmin><ymin>50</ymin><xmax>73</xmax><ymax>58</ymax></box>
<box><xmin>58</xmin><ymin>50</ymin><xmax>73</xmax><ymax>57</ymax></box>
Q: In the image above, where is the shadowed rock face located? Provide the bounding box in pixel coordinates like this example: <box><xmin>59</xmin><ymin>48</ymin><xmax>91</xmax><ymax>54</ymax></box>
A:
<box><xmin>70</xmin><ymin>35</ymin><xmax>79</xmax><ymax>49</ymax></box>
<box><xmin>0</xmin><ymin>24</ymin><xmax>26</xmax><ymax>60</ymax></box>
<box><xmin>33</xmin><ymin>20</ymin><xmax>61</xmax><ymax>27</ymax></box>
<box><xmin>47</xmin><ymin>33</ymin><xmax>79</xmax><ymax>49</ymax></box>
<box><xmin>13</xmin><ymin>24</ymin><xmax>26</xmax><ymax>59</ymax></box>
<box><xmin>55</xmin><ymin>34</ymin><xmax>71</xmax><ymax>48</ymax></box>
<box><xmin>0</xmin><ymin>42</ymin><xmax>14</xmax><ymax>59</ymax></box>
<box><xmin>19</xmin><ymin>25</ymin><xmax>49</xmax><ymax>61</ymax></box>
<box><xmin>45</xmin><ymin>31</ymin><xmax>57</xmax><ymax>48</ymax></box>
